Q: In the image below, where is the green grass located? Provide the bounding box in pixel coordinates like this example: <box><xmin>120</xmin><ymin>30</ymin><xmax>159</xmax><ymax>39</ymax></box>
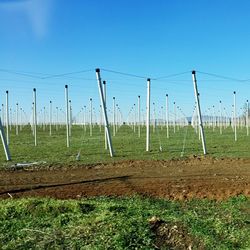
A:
<box><xmin>1</xmin><ymin>126</ymin><xmax>249</xmax><ymax>249</ymax></box>
<box><xmin>0</xmin><ymin>124</ymin><xmax>250</xmax><ymax>166</ymax></box>
<box><xmin>0</xmin><ymin>196</ymin><xmax>249</xmax><ymax>249</ymax></box>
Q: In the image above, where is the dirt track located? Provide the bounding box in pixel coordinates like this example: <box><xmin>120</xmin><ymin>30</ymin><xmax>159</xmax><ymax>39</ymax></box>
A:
<box><xmin>0</xmin><ymin>157</ymin><xmax>249</xmax><ymax>200</ymax></box>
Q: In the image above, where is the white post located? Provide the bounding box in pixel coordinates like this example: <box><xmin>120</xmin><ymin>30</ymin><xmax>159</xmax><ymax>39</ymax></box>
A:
<box><xmin>153</xmin><ymin>102</ymin><xmax>156</xmax><ymax>133</ymax></box>
<box><xmin>5</xmin><ymin>91</ymin><xmax>9</xmax><ymax>145</ymax></box>
<box><xmin>65</xmin><ymin>85</ymin><xmax>70</xmax><ymax>147</ymax></box>
<box><xmin>103</xmin><ymin>81</ymin><xmax>108</xmax><ymax>149</ymax></box>
<box><xmin>95</xmin><ymin>68</ymin><xmax>114</xmax><ymax>157</ymax></box>
<box><xmin>2</xmin><ymin>104</ymin><xmax>4</xmax><ymax>127</ymax></box>
<box><xmin>220</xmin><ymin>100</ymin><xmax>222</xmax><ymax>134</ymax></box>
<box><xmin>176</xmin><ymin>106</ymin><xmax>179</xmax><ymax>131</ymax></box>
<box><xmin>43</xmin><ymin>107</ymin><xmax>46</xmax><ymax>131</ymax></box>
<box><xmin>32</xmin><ymin>102</ymin><xmax>34</xmax><ymax>135</ymax></box>
<box><xmin>9</xmin><ymin>108</ymin><xmax>12</xmax><ymax>131</ymax></box>
<box><xmin>69</xmin><ymin>100</ymin><xmax>72</xmax><ymax>137</ymax></box>
<box><xmin>233</xmin><ymin>91</ymin><xmax>237</xmax><ymax>141</ymax></box>
<box><xmin>192</xmin><ymin>71</ymin><xmax>207</xmax><ymax>155</ymax></box>
<box><xmin>99</xmin><ymin>105</ymin><xmax>102</xmax><ymax>132</ymax></box>
<box><xmin>90</xmin><ymin>98</ymin><xmax>93</xmax><ymax>136</ymax></box>
<box><xmin>49</xmin><ymin>100</ymin><xmax>52</xmax><ymax>136</ymax></box>
<box><xmin>161</xmin><ymin>106</ymin><xmax>163</xmax><ymax>130</ymax></box>
<box><xmin>213</xmin><ymin>105</ymin><xmax>215</xmax><ymax>132</ymax></box>
<box><xmin>133</xmin><ymin>103</ymin><xmax>136</xmax><ymax>133</ymax></box>
<box><xmin>113</xmin><ymin>97</ymin><xmax>116</xmax><ymax>136</ymax></box>
<box><xmin>166</xmin><ymin>94</ymin><xmax>169</xmax><ymax>138</ymax></box>
<box><xmin>81</xmin><ymin>108</ymin><xmax>84</xmax><ymax>128</ymax></box>
<box><xmin>16</xmin><ymin>103</ymin><xmax>18</xmax><ymax>135</ymax></box>
<box><xmin>223</xmin><ymin>107</ymin><xmax>226</xmax><ymax>129</ymax></box>
<box><xmin>56</xmin><ymin>107</ymin><xmax>59</xmax><ymax>131</ymax></box>
<box><xmin>0</xmin><ymin>117</ymin><xmax>11</xmax><ymax>161</ymax></box>
<box><xmin>116</xmin><ymin>104</ymin><xmax>119</xmax><ymax>133</ymax></box>
<box><xmin>20</xmin><ymin>108</ymin><xmax>23</xmax><ymax>131</ymax></box>
<box><xmin>173</xmin><ymin>101</ymin><xmax>176</xmax><ymax>133</ymax></box>
<box><xmin>138</xmin><ymin>95</ymin><xmax>141</xmax><ymax>137</ymax></box>
<box><xmin>247</xmin><ymin>100</ymin><xmax>249</xmax><ymax>136</ymax></box>
<box><xmin>33</xmin><ymin>88</ymin><xmax>37</xmax><ymax>146</ymax></box>
<box><xmin>146</xmin><ymin>78</ymin><xmax>151</xmax><ymax>151</ymax></box>
<box><xmin>84</xmin><ymin>105</ymin><xmax>86</xmax><ymax>132</ymax></box>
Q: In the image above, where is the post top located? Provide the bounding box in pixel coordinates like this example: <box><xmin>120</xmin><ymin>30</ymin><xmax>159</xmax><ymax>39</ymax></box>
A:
<box><xmin>33</xmin><ymin>88</ymin><xmax>36</xmax><ymax>91</ymax></box>
<box><xmin>166</xmin><ymin>94</ymin><xmax>168</xmax><ymax>96</ymax></box>
<box><xmin>96</xmin><ymin>68</ymin><xmax>100</xmax><ymax>73</ymax></box>
<box><xmin>138</xmin><ymin>95</ymin><xmax>140</xmax><ymax>98</ymax></box>
<box><xmin>103</xmin><ymin>80</ymin><xmax>106</xmax><ymax>84</ymax></box>
<box><xmin>233</xmin><ymin>91</ymin><xmax>236</xmax><ymax>94</ymax></box>
<box><xmin>192</xmin><ymin>70</ymin><xmax>196</xmax><ymax>74</ymax></box>
<box><xmin>113</xmin><ymin>97</ymin><xmax>115</xmax><ymax>99</ymax></box>
<box><xmin>50</xmin><ymin>100</ymin><xmax>52</xmax><ymax>103</ymax></box>
<box><xmin>65</xmin><ymin>85</ymin><xmax>68</xmax><ymax>88</ymax></box>
<box><xmin>6</xmin><ymin>90</ymin><xmax>8</xmax><ymax>94</ymax></box>
<box><xmin>147</xmin><ymin>78</ymin><xmax>151</xmax><ymax>81</ymax></box>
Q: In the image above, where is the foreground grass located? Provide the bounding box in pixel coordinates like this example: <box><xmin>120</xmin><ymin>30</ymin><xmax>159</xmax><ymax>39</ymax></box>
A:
<box><xmin>0</xmin><ymin>125</ymin><xmax>250</xmax><ymax>166</ymax></box>
<box><xmin>0</xmin><ymin>196</ymin><xmax>249</xmax><ymax>249</ymax></box>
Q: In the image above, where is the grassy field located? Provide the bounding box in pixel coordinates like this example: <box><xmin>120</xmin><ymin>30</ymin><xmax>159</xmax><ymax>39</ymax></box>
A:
<box><xmin>1</xmin><ymin>124</ymin><xmax>249</xmax><ymax>249</ymax></box>
<box><xmin>0</xmin><ymin>124</ymin><xmax>249</xmax><ymax>166</ymax></box>
<box><xmin>0</xmin><ymin>195</ymin><xmax>249</xmax><ymax>249</ymax></box>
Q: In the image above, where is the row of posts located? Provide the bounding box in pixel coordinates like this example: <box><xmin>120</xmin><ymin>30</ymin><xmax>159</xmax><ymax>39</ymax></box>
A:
<box><xmin>2</xmin><ymin>70</ymin><xmax>248</xmax><ymax>160</ymax></box>
<box><xmin>0</xmin><ymin>70</ymin><xmax>210</xmax><ymax>160</ymax></box>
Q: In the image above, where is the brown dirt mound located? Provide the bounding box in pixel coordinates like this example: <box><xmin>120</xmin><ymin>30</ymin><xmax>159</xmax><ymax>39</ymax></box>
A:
<box><xmin>149</xmin><ymin>216</ymin><xmax>204</xmax><ymax>249</ymax></box>
<box><xmin>0</xmin><ymin>157</ymin><xmax>249</xmax><ymax>200</ymax></box>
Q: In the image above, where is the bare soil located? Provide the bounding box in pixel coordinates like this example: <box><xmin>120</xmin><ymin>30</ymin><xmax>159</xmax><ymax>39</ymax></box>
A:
<box><xmin>0</xmin><ymin>157</ymin><xmax>249</xmax><ymax>200</ymax></box>
<box><xmin>149</xmin><ymin>216</ymin><xmax>205</xmax><ymax>249</ymax></box>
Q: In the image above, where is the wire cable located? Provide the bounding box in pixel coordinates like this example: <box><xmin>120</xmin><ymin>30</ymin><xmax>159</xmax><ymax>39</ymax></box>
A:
<box><xmin>0</xmin><ymin>68</ymin><xmax>94</xmax><ymax>80</ymax></box>
<box><xmin>196</xmin><ymin>70</ymin><xmax>248</xmax><ymax>82</ymax></box>
<box><xmin>154</xmin><ymin>71</ymin><xmax>191</xmax><ymax>80</ymax></box>
<box><xmin>101</xmin><ymin>68</ymin><xmax>148</xmax><ymax>79</ymax></box>
<box><xmin>41</xmin><ymin>69</ymin><xmax>94</xmax><ymax>79</ymax></box>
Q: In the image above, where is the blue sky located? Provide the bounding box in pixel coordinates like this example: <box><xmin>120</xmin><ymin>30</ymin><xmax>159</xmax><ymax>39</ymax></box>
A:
<box><xmin>0</xmin><ymin>0</ymin><xmax>250</xmax><ymax>121</ymax></box>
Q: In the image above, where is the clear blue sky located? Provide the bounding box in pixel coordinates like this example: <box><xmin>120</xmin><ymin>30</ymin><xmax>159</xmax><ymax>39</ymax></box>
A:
<box><xmin>0</xmin><ymin>0</ymin><xmax>250</xmax><ymax>121</ymax></box>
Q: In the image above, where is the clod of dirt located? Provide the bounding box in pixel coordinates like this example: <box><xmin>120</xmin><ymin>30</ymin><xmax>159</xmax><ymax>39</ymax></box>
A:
<box><xmin>149</xmin><ymin>216</ymin><xmax>204</xmax><ymax>250</ymax></box>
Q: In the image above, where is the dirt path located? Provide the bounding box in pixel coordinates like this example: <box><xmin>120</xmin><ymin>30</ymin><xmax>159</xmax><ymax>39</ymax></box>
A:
<box><xmin>0</xmin><ymin>157</ymin><xmax>249</xmax><ymax>200</ymax></box>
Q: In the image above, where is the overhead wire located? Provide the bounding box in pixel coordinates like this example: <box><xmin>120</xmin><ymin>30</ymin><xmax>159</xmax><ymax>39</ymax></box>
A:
<box><xmin>196</xmin><ymin>70</ymin><xmax>250</xmax><ymax>83</ymax></box>
<box><xmin>0</xmin><ymin>68</ymin><xmax>95</xmax><ymax>81</ymax></box>
<box><xmin>2</xmin><ymin>66</ymin><xmax>250</xmax><ymax>82</ymax></box>
<box><xmin>101</xmin><ymin>68</ymin><xmax>148</xmax><ymax>79</ymax></box>
<box><xmin>154</xmin><ymin>71</ymin><xmax>191</xmax><ymax>80</ymax></box>
<box><xmin>40</xmin><ymin>69</ymin><xmax>94</xmax><ymax>79</ymax></box>
<box><xmin>1</xmin><ymin>67</ymin><xmax>249</xmax><ymax>118</ymax></box>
